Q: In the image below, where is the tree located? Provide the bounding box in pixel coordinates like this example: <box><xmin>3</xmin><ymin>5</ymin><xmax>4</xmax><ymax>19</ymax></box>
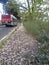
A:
<box><xmin>5</xmin><ymin>0</ymin><xmax>20</xmax><ymax>17</ymax></box>
<box><xmin>26</xmin><ymin>0</ymin><xmax>30</xmax><ymax>13</ymax></box>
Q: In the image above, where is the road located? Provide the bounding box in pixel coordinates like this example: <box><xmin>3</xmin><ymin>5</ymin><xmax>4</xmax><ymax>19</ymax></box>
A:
<box><xmin>0</xmin><ymin>25</ymin><xmax>15</xmax><ymax>40</ymax></box>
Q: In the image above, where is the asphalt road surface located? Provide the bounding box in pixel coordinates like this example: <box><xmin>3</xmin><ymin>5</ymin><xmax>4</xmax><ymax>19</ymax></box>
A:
<box><xmin>0</xmin><ymin>25</ymin><xmax>15</xmax><ymax>40</ymax></box>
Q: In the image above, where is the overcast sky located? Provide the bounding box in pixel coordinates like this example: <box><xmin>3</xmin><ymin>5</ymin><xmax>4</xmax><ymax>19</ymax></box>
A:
<box><xmin>17</xmin><ymin>0</ymin><xmax>27</xmax><ymax>6</ymax></box>
<box><xmin>18</xmin><ymin>0</ymin><xmax>26</xmax><ymax>3</ymax></box>
<box><xmin>0</xmin><ymin>3</ymin><xmax>3</xmax><ymax>20</ymax></box>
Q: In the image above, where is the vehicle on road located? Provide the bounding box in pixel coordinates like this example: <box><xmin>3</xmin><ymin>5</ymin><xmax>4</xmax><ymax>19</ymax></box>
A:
<box><xmin>1</xmin><ymin>14</ymin><xmax>17</xmax><ymax>27</ymax></box>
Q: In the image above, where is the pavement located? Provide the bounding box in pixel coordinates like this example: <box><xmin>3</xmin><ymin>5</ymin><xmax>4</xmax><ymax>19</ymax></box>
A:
<box><xmin>0</xmin><ymin>24</ymin><xmax>38</xmax><ymax>65</ymax></box>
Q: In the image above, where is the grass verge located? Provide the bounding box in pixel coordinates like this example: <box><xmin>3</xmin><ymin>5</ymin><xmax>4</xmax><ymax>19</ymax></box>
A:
<box><xmin>23</xmin><ymin>20</ymin><xmax>49</xmax><ymax>64</ymax></box>
<box><xmin>23</xmin><ymin>21</ymin><xmax>49</xmax><ymax>37</ymax></box>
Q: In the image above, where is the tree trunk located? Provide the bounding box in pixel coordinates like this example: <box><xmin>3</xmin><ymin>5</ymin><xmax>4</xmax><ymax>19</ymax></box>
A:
<box><xmin>27</xmin><ymin>0</ymin><xmax>30</xmax><ymax>14</ymax></box>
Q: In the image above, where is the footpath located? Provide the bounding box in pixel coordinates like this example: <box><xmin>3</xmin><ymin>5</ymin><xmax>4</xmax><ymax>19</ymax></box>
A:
<box><xmin>0</xmin><ymin>23</ymin><xmax>38</xmax><ymax>65</ymax></box>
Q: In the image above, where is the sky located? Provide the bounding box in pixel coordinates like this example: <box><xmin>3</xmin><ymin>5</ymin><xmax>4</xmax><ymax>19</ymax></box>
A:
<box><xmin>18</xmin><ymin>0</ymin><xmax>27</xmax><ymax>6</ymax></box>
<box><xmin>18</xmin><ymin>0</ymin><xmax>26</xmax><ymax>3</ymax></box>
<box><xmin>0</xmin><ymin>3</ymin><xmax>3</xmax><ymax>20</ymax></box>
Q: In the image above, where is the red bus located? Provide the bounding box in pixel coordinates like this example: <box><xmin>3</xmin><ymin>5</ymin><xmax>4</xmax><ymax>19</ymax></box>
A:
<box><xmin>1</xmin><ymin>14</ymin><xmax>17</xmax><ymax>26</ymax></box>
